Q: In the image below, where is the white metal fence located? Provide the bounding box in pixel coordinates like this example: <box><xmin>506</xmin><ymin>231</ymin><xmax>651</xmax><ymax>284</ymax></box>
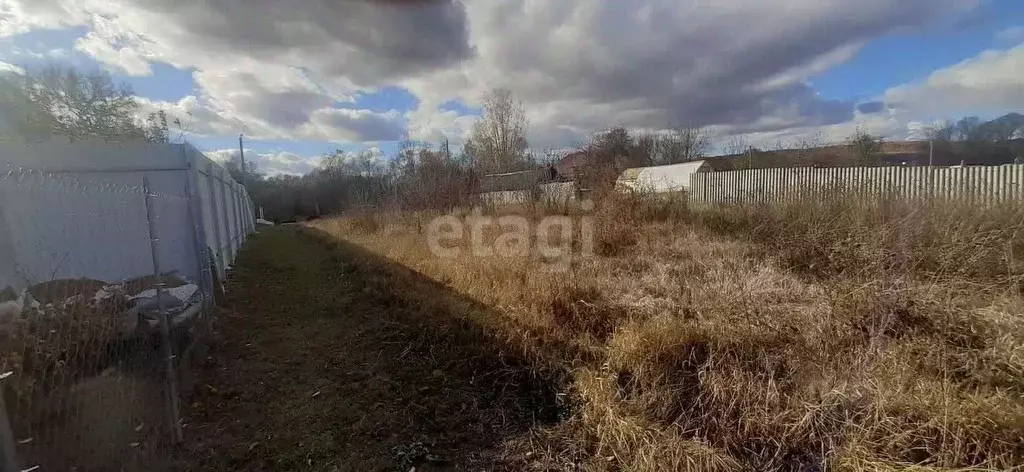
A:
<box><xmin>0</xmin><ymin>140</ymin><xmax>254</xmax><ymax>471</ymax></box>
<box><xmin>689</xmin><ymin>164</ymin><xmax>1024</xmax><ymax>205</ymax></box>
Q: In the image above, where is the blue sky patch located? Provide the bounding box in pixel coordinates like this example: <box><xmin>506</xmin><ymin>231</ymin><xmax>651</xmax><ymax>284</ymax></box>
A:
<box><xmin>1</xmin><ymin>27</ymin><xmax>88</xmax><ymax>70</ymax></box>
<box><xmin>344</xmin><ymin>86</ymin><xmax>418</xmax><ymax>113</ymax></box>
<box><xmin>440</xmin><ymin>99</ymin><xmax>481</xmax><ymax>116</ymax></box>
<box><xmin>120</xmin><ymin>63</ymin><xmax>197</xmax><ymax>101</ymax></box>
<box><xmin>810</xmin><ymin>0</ymin><xmax>1024</xmax><ymax>104</ymax></box>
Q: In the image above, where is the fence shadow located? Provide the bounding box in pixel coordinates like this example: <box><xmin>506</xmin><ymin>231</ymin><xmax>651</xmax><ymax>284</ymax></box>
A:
<box><xmin>180</xmin><ymin>226</ymin><xmax>566</xmax><ymax>471</ymax></box>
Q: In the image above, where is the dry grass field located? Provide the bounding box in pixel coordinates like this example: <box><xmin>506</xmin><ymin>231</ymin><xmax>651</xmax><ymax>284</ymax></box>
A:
<box><xmin>305</xmin><ymin>192</ymin><xmax>1024</xmax><ymax>471</ymax></box>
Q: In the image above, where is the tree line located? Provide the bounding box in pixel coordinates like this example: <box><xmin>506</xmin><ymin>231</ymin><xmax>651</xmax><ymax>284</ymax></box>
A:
<box><xmin>227</xmin><ymin>88</ymin><xmax>539</xmax><ymax>221</ymax></box>
<box><xmin>232</xmin><ymin>90</ymin><xmax>723</xmax><ymax>221</ymax></box>
<box><xmin>923</xmin><ymin>114</ymin><xmax>1024</xmax><ymax>165</ymax></box>
<box><xmin>5</xmin><ymin>65</ymin><xmax>1020</xmax><ymax>222</ymax></box>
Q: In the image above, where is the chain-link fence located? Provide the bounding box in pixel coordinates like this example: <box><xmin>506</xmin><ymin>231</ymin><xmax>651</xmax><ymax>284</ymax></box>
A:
<box><xmin>0</xmin><ymin>141</ymin><xmax>253</xmax><ymax>471</ymax></box>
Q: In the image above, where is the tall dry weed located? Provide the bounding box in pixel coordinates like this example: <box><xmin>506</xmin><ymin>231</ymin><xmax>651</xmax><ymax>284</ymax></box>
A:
<box><xmin>693</xmin><ymin>194</ymin><xmax>1024</xmax><ymax>285</ymax></box>
<box><xmin>309</xmin><ymin>191</ymin><xmax>1024</xmax><ymax>470</ymax></box>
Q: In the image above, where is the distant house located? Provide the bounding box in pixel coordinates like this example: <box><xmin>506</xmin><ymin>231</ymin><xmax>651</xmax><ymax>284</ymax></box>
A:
<box><xmin>477</xmin><ymin>167</ymin><xmax>575</xmax><ymax>205</ymax></box>
<box><xmin>479</xmin><ymin>168</ymin><xmax>553</xmax><ymax>193</ymax></box>
<box><xmin>555</xmin><ymin>151</ymin><xmax>592</xmax><ymax>180</ymax></box>
<box><xmin>616</xmin><ymin>160</ymin><xmax>710</xmax><ymax>193</ymax></box>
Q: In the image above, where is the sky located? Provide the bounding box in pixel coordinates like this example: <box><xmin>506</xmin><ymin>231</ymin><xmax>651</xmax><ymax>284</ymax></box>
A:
<box><xmin>1</xmin><ymin>0</ymin><xmax>1022</xmax><ymax>175</ymax></box>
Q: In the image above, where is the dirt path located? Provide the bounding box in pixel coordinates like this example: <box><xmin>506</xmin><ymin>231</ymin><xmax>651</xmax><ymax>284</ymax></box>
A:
<box><xmin>178</xmin><ymin>227</ymin><xmax>558</xmax><ymax>471</ymax></box>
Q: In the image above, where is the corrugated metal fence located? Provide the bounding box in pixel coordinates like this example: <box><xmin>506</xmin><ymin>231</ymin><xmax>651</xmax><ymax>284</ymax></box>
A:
<box><xmin>689</xmin><ymin>164</ymin><xmax>1024</xmax><ymax>205</ymax></box>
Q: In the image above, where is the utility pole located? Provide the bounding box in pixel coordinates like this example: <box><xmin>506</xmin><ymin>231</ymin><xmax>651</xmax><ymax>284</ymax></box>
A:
<box><xmin>238</xmin><ymin>134</ymin><xmax>247</xmax><ymax>188</ymax></box>
<box><xmin>929</xmin><ymin>140</ymin><xmax>934</xmax><ymax>167</ymax></box>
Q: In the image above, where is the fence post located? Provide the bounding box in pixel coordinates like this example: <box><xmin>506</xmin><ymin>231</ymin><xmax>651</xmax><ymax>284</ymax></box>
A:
<box><xmin>217</xmin><ymin>173</ymin><xmax>233</xmax><ymax>264</ymax></box>
<box><xmin>239</xmin><ymin>189</ymin><xmax>247</xmax><ymax>235</ymax></box>
<box><xmin>231</xmin><ymin>184</ymin><xmax>239</xmax><ymax>253</ymax></box>
<box><xmin>226</xmin><ymin>184</ymin><xmax>235</xmax><ymax>255</ymax></box>
<box><xmin>226</xmin><ymin>184</ymin><xmax>234</xmax><ymax>254</ymax></box>
<box><xmin>183</xmin><ymin>166</ymin><xmax>211</xmax><ymax>319</ymax></box>
<box><xmin>142</xmin><ymin>176</ymin><xmax>184</xmax><ymax>444</ymax></box>
<box><xmin>232</xmin><ymin>184</ymin><xmax>241</xmax><ymax>251</ymax></box>
<box><xmin>241</xmin><ymin>191</ymin><xmax>248</xmax><ymax>234</ymax></box>
<box><xmin>0</xmin><ymin>372</ymin><xmax>20</xmax><ymax>472</ymax></box>
<box><xmin>241</xmin><ymin>189</ymin><xmax>249</xmax><ymax>234</ymax></box>
<box><xmin>999</xmin><ymin>165</ymin><xmax>1009</xmax><ymax>204</ymax></box>
<box><xmin>1017</xmin><ymin>164</ymin><xmax>1024</xmax><ymax>201</ymax></box>
<box><xmin>0</xmin><ymin>166</ymin><xmax>21</xmax><ymax>293</ymax></box>
<box><xmin>243</xmin><ymin>188</ymin><xmax>251</xmax><ymax>231</ymax></box>
<box><xmin>1015</xmin><ymin>164</ymin><xmax>1023</xmax><ymax>201</ymax></box>
<box><xmin>185</xmin><ymin>150</ymin><xmax>215</xmax><ymax>306</ymax></box>
<box><xmin>204</xmin><ymin>164</ymin><xmax>226</xmax><ymax>283</ymax></box>
<box><xmin>224</xmin><ymin>182</ymin><xmax>233</xmax><ymax>258</ymax></box>
<box><xmin>928</xmin><ymin>165</ymin><xmax>935</xmax><ymax>202</ymax></box>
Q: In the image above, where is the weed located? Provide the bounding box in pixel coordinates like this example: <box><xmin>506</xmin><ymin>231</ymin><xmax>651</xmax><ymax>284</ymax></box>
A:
<box><xmin>306</xmin><ymin>191</ymin><xmax>1024</xmax><ymax>470</ymax></box>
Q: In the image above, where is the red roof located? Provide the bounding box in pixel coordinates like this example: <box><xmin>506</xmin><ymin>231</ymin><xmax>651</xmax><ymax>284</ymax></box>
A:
<box><xmin>555</xmin><ymin>151</ymin><xmax>590</xmax><ymax>179</ymax></box>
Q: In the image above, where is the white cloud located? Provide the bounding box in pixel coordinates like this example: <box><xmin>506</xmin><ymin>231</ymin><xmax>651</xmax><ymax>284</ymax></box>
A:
<box><xmin>135</xmin><ymin>95</ymin><xmax>250</xmax><ymax>137</ymax></box>
<box><xmin>301</xmin><ymin>108</ymin><xmax>405</xmax><ymax>143</ymax></box>
<box><xmin>207</xmin><ymin>148</ymin><xmax>319</xmax><ymax>176</ymax></box>
<box><xmin>0</xmin><ymin>0</ymin><xmax>993</xmax><ymax>151</ymax></box>
<box><xmin>883</xmin><ymin>44</ymin><xmax>1024</xmax><ymax>118</ymax></box>
<box><xmin>2</xmin><ymin>46</ymin><xmax>67</xmax><ymax>61</ymax></box>
<box><xmin>2</xmin><ymin>0</ymin><xmax>457</xmax><ymax>144</ymax></box>
<box><xmin>0</xmin><ymin>0</ymin><xmax>77</xmax><ymax>36</ymax></box>
<box><xmin>402</xmin><ymin>0</ymin><xmax>976</xmax><ymax>148</ymax></box>
<box><xmin>716</xmin><ymin>42</ymin><xmax>1024</xmax><ymax>150</ymax></box>
<box><xmin>720</xmin><ymin>109</ymin><xmax>910</xmax><ymax>152</ymax></box>
<box><xmin>406</xmin><ymin>105</ymin><xmax>477</xmax><ymax>149</ymax></box>
<box><xmin>74</xmin><ymin>31</ymin><xmax>152</xmax><ymax>76</ymax></box>
<box><xmin>0</xmin><ymin>60</ymin><xmax>23</xmax><ymax>75</ymax></box>
<box><xmin>135</xmin><ymin>93</ymin><xmax>406</xmax><ymax>143</ymax></box>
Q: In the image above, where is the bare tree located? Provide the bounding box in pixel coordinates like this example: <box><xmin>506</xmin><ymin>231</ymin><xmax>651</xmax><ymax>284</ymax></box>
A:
<box><xmin>633</xmin><ymin>132</ymin><xmax>658</xmax><ymax>164</ymax></box>
<box><xmin>986</xmin><ymin>118</ymin><xmax>1022</xmax><ymax>142</ymax></box>
<box><xmin>953</xmin><ymin>116</ymin><xmax>984</xmax><ymax>142</ymax></box>
<box><xmin>321</xmin><ymin>149</ymin><xmax>382</xmax><ymax>176</ymax></box>
<box><xmin>847</xmin><ymin>128</ymin><xmax>884</xmax><ymax>166</ymax></box>
<box><xmin>723</xmin><ymin>135</ymin><xmax>749</xmax><ymax>156</ymax></box>
<box><xmin>540</xmin><ymin>148</ymin><xmax>563</xmax><ymax>166</ymax></box>
<box><xmin>928</xmin><ymin>114</ymin><xmax>1024</xmax><ymax>143</ymax></box>
<box><xmin>658</xmin><ymin>126</ymin><xmax>710</xmax><ymax>164</ymax></box>
<box><xmin>392</xmin><ymin>134</ymin><xmax>418</xmax><ymax>175</ymax></box>
<box><xmin>596</xmin><ymin>127</ymin><xmax>632</xmax><ymax>157</ymax></box>
<box><xmin>142</xmin><ymin>110</ymin><xmax>169</xmax><ymax>144</ymax></box>
<box><xmin>1</xmin><ymin>65</ymin><xmax>167</xmax><ymax>143</ymax></box>
<box><xmin>590</xmin><ymin>126</ymin><xmax>649</xmax><ymax>169</ymax></box>
<box><xmin>26</xmin><ymin>66</ymin><xmax>141</xmax><ymax>140</ymax></box>
<box><xmin>169</xmin><ymin>111</ymin><xmax>193</xmax><ymax>144</ymax></box>
<box><xmin>465</xmin><ymin>88</ymin><xmax>529</xmax><ymax>174</ymax></box>
<box><xmin>0</xmin><ymin>74</ymin><xmax>55</xmax><ymax>141</ymax></box>
<box><xmin>924</xmin><ymin>120</ymin><xmax>955</xmax><ymax>142</ymax></box>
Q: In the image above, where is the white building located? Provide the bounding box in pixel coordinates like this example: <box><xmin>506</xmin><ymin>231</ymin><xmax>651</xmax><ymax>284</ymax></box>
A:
<box><xmin>616</xmin><ymin>160</ymin><xmax>710</xmax><ymax>193</ymax></box>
